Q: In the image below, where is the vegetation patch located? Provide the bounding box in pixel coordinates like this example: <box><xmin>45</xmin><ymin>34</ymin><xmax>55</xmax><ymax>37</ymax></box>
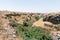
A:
<box><xmin>14</xmin><ymin>21</ymin><xmax>52</xmax><ymax>40</ymax></box>
<box><xmin>35</xmin><ymin>16</ymin><xmax>42</xmax><ymax>21</ymax></box>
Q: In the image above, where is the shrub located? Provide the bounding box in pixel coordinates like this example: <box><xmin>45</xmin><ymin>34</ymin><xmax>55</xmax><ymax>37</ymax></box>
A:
<box><xmin>35</xmin><ymin>16</ymin><xmax>42</xmax><ymax>21</ymax></box>
<box><xmin>23</xmin><ymin>21</ymin><xmax>30</xmax><ymax>27</ymax></box>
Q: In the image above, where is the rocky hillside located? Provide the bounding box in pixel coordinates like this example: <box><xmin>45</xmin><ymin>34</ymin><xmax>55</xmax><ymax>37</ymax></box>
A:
<box><xmin>0</xmin><ymin>11</ymin><xmax>60</xmax><ymax>40</ymax></box>
<box><xmin>0</xmin><ymin>11</ymin><xmax>43</xmax><ymax>40</ymax></box>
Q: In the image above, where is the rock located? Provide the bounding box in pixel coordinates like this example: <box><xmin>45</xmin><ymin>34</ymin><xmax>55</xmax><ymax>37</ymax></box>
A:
<box><xmin>43</xmin><ymin>14</ymin><xmax>60</xmax><ymax>24</ymax></box>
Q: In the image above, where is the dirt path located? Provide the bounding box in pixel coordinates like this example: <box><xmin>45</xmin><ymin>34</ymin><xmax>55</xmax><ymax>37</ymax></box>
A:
<box><xmin>33</xmin><ymin>18</ymin><xmax>44</xmax><ymax>27</ymax></box>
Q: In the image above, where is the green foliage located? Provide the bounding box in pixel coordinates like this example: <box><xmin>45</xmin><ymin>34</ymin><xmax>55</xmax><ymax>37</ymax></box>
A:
<box><xmin>23</xmin><ymin>21</ymin><xmax>30</xmax><ymax>26</ymax></box>
<box><xmin>15</xmin><ymin>23</ymin><xmax>52</xmax><ymax>40</ymax></box>
<box><xmin>35</xmin><ymin>16</ymin><xmax>42</xmax><ymax>21</ymax></box>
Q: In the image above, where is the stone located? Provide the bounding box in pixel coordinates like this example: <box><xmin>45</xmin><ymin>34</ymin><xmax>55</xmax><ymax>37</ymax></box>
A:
<box><xmin>43</xmin><ymin>14</ymin><xmax>60</xmax><ymax>24</ymax></box>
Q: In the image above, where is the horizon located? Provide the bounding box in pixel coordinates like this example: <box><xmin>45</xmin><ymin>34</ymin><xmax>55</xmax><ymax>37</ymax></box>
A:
<box><xmin>0</xmin><ymin>0</ymin><xmax>60</xmax><ymax>13</ymax></box>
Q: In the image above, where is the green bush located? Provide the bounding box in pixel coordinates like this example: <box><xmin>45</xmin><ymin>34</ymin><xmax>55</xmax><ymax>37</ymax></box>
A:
<box><xmin>23</xmin><ymin>21</ymin><xmax>31</xmax><ymax>27</ymax></box>
<box><xmin>35</xmin><ymin>16</ymin><xmax>42</xmax><ymax>21</ymax></box>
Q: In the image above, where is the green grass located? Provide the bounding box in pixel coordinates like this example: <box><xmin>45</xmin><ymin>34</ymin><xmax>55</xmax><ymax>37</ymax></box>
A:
<box><xmin>14</xmin><ymin>21</ymin><xmax>52</xmax><ymax>40</ymax></box>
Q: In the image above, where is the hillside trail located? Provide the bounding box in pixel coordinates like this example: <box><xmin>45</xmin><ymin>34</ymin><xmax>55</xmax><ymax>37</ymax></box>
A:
<box><xmin>33</xmin><ymin>18</ymin><xmax>45</xmax><ymax>28</ymax></box>
<box><xmin>0</xmin><ymin>16</ymin><xmax>21</xmax><ymax>40</ymax></box>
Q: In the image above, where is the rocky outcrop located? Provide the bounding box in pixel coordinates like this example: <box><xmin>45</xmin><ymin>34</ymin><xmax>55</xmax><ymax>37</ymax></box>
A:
<box><xmin>43</xmin><ymin>14</ymin><xmax>60</xmax><ymax>24</ymax></box>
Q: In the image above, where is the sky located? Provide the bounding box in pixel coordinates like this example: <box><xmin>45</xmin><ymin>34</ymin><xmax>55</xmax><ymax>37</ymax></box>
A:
<box><xmin>0</xmin><ymin>0</ymin><xmax>60</xmax><ymax>13</ymax></box>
